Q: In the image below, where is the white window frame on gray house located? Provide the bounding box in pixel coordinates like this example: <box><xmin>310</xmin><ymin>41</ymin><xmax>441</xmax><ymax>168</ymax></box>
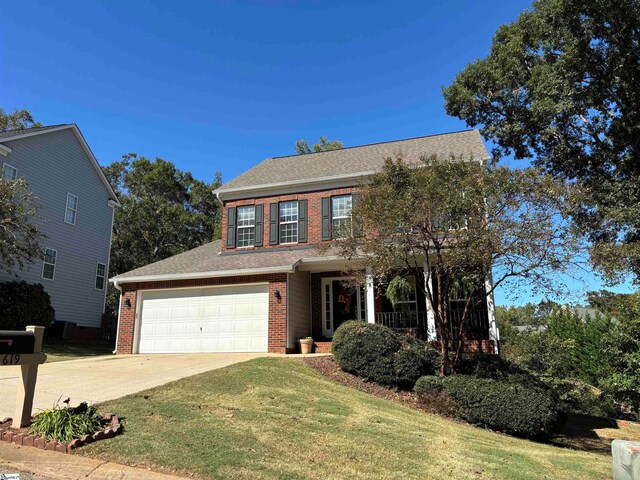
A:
<box><xmin>279</xmin><ymin>201</ymin><xmax>298</xmax><ymax>244</ymax></box>
<box><xmin>95</xmin><ymin>262</ymin><xmax>106</xmax><ymax>290</ymax></box>
<box><xmin>41</xmin><ymin>248</ymin><xmax>57</xmax><ymax>280</ymax></box>
<box><xmin>331</xmin><ymin>194</ymin><xmax>352</xmax><ymax>239</ymax></box>
<box><xmin>2</xmin><ymin>163</ymin><xmax>18</xmax><ymax>181</ymax></box>
<box><xmin>236</xmin><ymin>205</ymin><xmax>256</xmax><ymax>248</ymax></box>
<box><xmin>65</xmin><ymin>193</ymin><xmax>78</xmax><ymax>225</ymax></box>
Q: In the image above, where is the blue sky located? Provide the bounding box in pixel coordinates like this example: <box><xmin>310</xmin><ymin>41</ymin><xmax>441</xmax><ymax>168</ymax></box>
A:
<box><xmin>1</xmin><ymin>0</ymin><xmax>633</xmax><ymax>304</ymax></box>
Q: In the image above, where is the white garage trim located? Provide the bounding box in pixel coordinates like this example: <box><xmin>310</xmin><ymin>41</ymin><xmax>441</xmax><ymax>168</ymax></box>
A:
<box><xmin>134</xmin><ymin>282</ymin><xmax>270</xmax><ymax>354</ymax></box>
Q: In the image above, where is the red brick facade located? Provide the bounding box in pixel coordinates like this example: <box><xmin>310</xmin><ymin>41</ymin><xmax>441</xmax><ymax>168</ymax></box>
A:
<box><xmin>115</xmin><ymin>274</ymin><xmax>288</xmax><ymax>354</ymax></box>
<box><xmin>221</xmin><ymin>186</ymin><xmax>357</xmax><ymax>252</ymax></box>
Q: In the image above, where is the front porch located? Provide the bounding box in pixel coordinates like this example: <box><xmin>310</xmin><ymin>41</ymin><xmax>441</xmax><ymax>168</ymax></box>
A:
<box><xmin>307</xmin><ymin>270</ymin><xmax>498</xmax><ymax>354</ymax></box>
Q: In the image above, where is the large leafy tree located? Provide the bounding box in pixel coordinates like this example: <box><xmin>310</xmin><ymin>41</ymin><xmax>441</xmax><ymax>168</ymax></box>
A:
<box><xmin>0</xmin><ymin>108</ymin><xmax>42</xmax><ymax>132</ymax></box>
<box><xmin>334</xmin><ymin>156</ymin><xmax>581</xmax><ymax>374</ymax></box>
<box><xmin>443</xmin><ymin>0</ymin><xmax>640</xmax><ymax>283</ymax></box>
<box><xmin>103</xmin><ymin>154</ymin><xmax>222</xmax><ymax>311</ymax></box>
<box><xmin>0</xmin><ymin>178</ymin><xmax>43</xmax><ymax>275</ymax></box>
<box><xmin>295</xmin><ymin>136</ymin><xmax>344</xmax><ymax>154</ymax></box>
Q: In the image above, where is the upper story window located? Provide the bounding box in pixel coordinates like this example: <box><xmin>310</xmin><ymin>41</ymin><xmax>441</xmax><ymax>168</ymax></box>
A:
<box><xmin>331</xmin><ymin>194</ymin><xmax>352</xmax><ymax>238</ymax></box>
<box><xmin>65</xmin><ymin>193</ymin><xmax>78</xmax><ymax>225</ymax></box>
<box><xmin>42</xmin><ymin>248</ymin><xmax>57</xmax><ymax>280</ymax></box>
<box><xmin>279</xmin><ymin>201</ymin><xmax>298</xmax><ymax>244</ymax></box>
<box><xmin>95</xmin><ymin>262</ymin><xmax>106</xmax><ymax>290</ymax></box>
<box><xmin>237</xmin><ymin>205</ymin><xmax>256</xmax><ymax>247</ymax></box>
<box><xmin>2</xmin><ymin>163</ymin><xmax>18</xmax><ymax>181</ymax></box>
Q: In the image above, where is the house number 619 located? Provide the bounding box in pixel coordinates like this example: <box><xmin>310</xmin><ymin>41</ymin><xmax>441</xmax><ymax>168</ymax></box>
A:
<box><xmin>2</xmin><ymin>354</ymin><xmax>20</xmax><ymax>365</ymax></box>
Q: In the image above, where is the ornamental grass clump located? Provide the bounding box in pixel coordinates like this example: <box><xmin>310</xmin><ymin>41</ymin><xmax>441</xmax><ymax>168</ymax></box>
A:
<box><xmin>29</xmin><ymin>400</ymin><xmax>103</xmax><ymax>443</ymax></box>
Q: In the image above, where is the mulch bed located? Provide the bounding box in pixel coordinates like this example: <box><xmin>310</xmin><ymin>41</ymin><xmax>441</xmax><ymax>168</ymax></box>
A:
<box><xmin>0</xmin><ymin>412</ymin><xmax>122</xmax><ymax>454</ymax></box>
<box><xmin>303</xmin><ymin>356</ymin><xmax>422</xmax><ymax>411</ymax></box>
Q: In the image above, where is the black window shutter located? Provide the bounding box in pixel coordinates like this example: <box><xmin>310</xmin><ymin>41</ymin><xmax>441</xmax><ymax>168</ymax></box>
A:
<box><xmin>321</xmin><ymin>197</ymin><xmax>331</xmax><ymax>241</ymax></box>
<box><xmin>254</xmin><ymin>204</ymin><xmax>264</xmax><ymax>247</ymax></box>
<box><xmin>269</xmin><ymin>202</ymin><xmax>279</xmax><ymax>245</ymax></box>
<box><xmin>298</xmin><ymin>199</ymin><xmax>308</xmax><ymax>243</ymax></box>
<box><xmin>351</xmin><ymin>193</ymin><xmax>362</xmax><ymax>237</ymax></box>
<box><xmin>226</xmin><ymin>206</ymin><xmax>236</xmax><ymax>248</ymax></box>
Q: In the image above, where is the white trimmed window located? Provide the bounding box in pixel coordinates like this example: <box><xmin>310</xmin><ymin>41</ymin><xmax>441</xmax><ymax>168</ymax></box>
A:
<box><xmin>331</xmin><ymin>194</ymin><xmax>352</xmax><ymax>238</ymax></box>
<box><xmin>279</xmin><ymin>201</ymin><xmax>298</xmax><ymax>244</ymax></box>
<box><xmin>42</xmin><ymin>248</ymin><xmax>57</xmax><ymax>280</ymax></box>
<box><xmin>2</xmin><ymin>163</ymin><xmax>17</xmax><ymax>181</ymax></box>
<box><xmin>95</xmin><ymin>262</ymin><xmax>106</xmax><ymax>290</ymax></box>
<box><xmin>393</xmin><ymin>276</ymin><xmax>418</xmax><ymax>314</ymax></box>
<box><xmin>65</xmin><ymin>193</ymin><xmax>78</xmax><ymax>225</ymax></box>
<box><xmin>237</xmin><ymin>206</ymin><xmax>255</xmax><ymax>248</ymax></box>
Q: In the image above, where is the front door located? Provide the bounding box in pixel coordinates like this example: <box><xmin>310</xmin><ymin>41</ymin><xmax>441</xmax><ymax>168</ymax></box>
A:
<box><xmin>321</xmin><ymin>278</ymin><xmax>366</xmax><ymax>337</ymax></box>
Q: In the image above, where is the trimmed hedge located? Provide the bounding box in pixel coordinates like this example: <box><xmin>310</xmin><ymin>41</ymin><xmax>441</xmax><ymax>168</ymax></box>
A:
<box><xmin>415</xmin><ymin>375</ymin><xmax>562</xmax><ymax>438</ymax></box>
<box><xmin>332</xmin><ymin>321</ymin><xmax>438</xmax><ymax>388</ymax></box>
<box><xmin>0</xmin><ymin>281</ymin><xmax>55</xmax><ymax>330</ymax></box>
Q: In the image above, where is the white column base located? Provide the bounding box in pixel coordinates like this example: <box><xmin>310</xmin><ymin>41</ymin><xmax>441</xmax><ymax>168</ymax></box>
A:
<box><xmin>366</xmin><ymin>267</ymin><xmax>375</xmax><ymax>324</ymax></box>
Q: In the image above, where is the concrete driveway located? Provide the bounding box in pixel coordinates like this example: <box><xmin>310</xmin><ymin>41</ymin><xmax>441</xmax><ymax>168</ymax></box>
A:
<box><xmin>0</xmin><ymin>353</ymin><xmax>269</xmax><ymax>419</ymax></box>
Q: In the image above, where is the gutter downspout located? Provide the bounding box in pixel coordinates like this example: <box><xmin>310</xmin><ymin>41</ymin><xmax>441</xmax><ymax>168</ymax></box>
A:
<box><xmin>112</xmin><ymin>282</ymin><xmax>122</xmax><ymax>355</ymax></box>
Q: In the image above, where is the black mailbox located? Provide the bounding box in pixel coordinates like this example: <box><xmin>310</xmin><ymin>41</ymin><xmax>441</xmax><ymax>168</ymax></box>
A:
<box><xmin>0</xmin><ymin>331</ymin><xmax>35</xmax><ymax>354</ymax></box>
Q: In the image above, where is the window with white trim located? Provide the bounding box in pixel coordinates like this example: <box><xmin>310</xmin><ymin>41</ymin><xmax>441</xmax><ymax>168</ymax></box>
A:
<box><xmin>331</xmin><ymin>194</ymin><xmax>352</xmax><ymax>238</ymax></box>
<box><xmin>42</xmin><ymin>248</ymin><xmax>57</xmax><ymax>280</ymax></box>
<box><xmin>393</xmin><ymin>276</ymin><xmax>418</xmax><ymax>314</ymax></box>
<box><xmin>2</xmin><ymin>163</ymin><xmax>18</xmax><ymax>182</ymax></box>
<box><xmin>65</xmin><ymin>193</ymin><xmax>78</xmax><ymax>225</ymax></box>
<box><xmin>279</xmin><ymin>201</ymin><xmax>298</xmax><ymax>244</ymax></box>
<box><xmin>95</xmin><ymin>262</ymin><xmax>106</xmax><ymax>290</ymax></box>
<box><xmin>236</xmin><ymin>206</ymin><xmax>255</xmax><ymax>247</ymax></box>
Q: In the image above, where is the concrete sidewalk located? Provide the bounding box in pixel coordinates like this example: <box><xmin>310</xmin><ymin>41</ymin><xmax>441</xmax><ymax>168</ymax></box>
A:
<box><xmin>0</xmin><ymin>352</ymin><xmax>269</xmax><ymax>418</ymax></box>
<box><xmin>0</xmin><ymin>441</ymin><xmax>185</xmax><ymax>479</ymax></box>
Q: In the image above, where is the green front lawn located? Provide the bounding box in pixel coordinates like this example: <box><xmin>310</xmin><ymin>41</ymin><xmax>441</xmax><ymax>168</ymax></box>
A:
<box><xmin>78</xmin><ymin>358</ymin><xmax>610</xmax><ymax>479</ymax></box>
<box><xmin>43</xmin><ymin>339</ymin><xmax>114</xmax><ymax>363</ymax></box>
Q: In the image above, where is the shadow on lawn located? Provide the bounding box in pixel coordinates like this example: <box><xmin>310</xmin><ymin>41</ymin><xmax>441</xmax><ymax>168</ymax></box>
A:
<box><xmin>549</xmin><ymin>412</ymin><xmax>638</xmax><ymax>455</ymax></box>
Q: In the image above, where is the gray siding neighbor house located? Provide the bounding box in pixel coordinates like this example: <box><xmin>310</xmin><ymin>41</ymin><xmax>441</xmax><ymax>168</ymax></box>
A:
<box><xmin>0</xmin><ymin>124</ymin><xmax>119</xmax><ymax>339</ymax></box>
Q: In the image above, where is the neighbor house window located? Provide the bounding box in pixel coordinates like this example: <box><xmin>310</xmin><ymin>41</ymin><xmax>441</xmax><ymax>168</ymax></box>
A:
<box><xmin>65</xmin><ymin>193</ymin><xmax>78</xmax><ymax>225</ymax></box>
<box><xmin>236</xmin><ymin>206</ymin><xmax>255</xmax><ymax>247</ymax></box>
<box><xmin>279</xmin><ymin>201</ymin><xmax>298</xmax><ymax>244</ymax></box>
<box><xmin>2</xmin><ymin>163</ymin><xmax>17</xmax><ymax>181</ymax></box>
<box><xmin>331</xmin><ymin>194</ymin><xmax>352</xmax><ymax>238</ymax></box>
<box><xmin>95</xmin><ymin>262</ymin><xmax>106</xmax><ymax>290</ymax></box>
<box><xmin>42</xmin><ymin>248</ymin><xmax>57</xmax><ymax>280</ymax></box>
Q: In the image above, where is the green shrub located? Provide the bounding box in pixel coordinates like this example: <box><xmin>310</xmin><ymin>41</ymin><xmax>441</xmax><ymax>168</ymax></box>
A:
<box><xmin>415</xmin><ymin>375</ymin><xmax>562</xmax><ymax>438</ymax></box>
<box><xmin>0</xmin><ymin>281</ymin><xmax>55</xmax><ymax>330</ymax></box>
<box><xmin>29</xmin><ymin>401</ymin><xmax>103</xmax><ymax>443</ymax></box>
<box><xmin>393</xmin><ymin>336</ymin><xmax>440</xmax><ymax>389</ymax></box>
<box><xmin>546</xmin><ymin>378</ymin><xmax>618</xmax><ymax>418</ymax></box>
<box><xmin>333</xmin><ymin>321</ymin><xmax>401</xmax><ymax>387</ymax></box>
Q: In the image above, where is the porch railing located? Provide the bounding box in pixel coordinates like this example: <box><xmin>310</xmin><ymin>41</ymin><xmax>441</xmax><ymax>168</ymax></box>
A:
<box><xmin>375</xmin><ymin>309</ymin><xmax>489</xmax><ymax>341</ymax></box>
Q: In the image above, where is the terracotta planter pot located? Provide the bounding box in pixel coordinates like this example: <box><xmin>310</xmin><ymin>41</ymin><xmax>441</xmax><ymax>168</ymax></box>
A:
<box><xmin>299</xmin><ymin>338</ymin><xmax>313</xmax><ymax>354</ymax></box>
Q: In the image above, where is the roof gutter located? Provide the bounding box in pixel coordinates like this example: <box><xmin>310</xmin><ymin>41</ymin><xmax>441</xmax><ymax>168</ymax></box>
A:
<box><xmin>110</xmin><ymin>264</ymin><xmax>297</xmax><ymax>288</ymax></box>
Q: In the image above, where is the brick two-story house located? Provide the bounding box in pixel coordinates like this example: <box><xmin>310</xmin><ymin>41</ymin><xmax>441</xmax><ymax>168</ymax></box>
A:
<box><xmin>111</xmin><ymin>130</ymin><xmax>499</xmax><ymax>355</ymax></box>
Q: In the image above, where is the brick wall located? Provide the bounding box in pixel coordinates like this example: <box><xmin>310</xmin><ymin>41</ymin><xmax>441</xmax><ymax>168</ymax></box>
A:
<box><xmin>221</xmin><ymin>186</ymin><xmax>357</xmax><ymax>252</ymax></box>
<box><xmin>115</xmin><ymin>273</ymin><xmax>288</xmax><ymax>354</ymax></box>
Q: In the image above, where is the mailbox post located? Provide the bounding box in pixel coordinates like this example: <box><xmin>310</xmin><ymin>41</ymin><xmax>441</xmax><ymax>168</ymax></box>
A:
<box><xmin>0</xmin><ymin>326</ymin><xmax>47</xmax><ymax>428</ymax></box>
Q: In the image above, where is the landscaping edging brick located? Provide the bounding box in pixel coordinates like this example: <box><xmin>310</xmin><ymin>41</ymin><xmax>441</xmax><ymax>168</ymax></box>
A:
<box><xmin>0</xmin><ymin>413</ymin><xmax>122</xmax><ymax>454</ymax></box>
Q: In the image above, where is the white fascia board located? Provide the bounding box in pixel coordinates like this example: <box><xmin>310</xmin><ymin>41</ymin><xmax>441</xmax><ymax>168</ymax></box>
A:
<box><xmin>214</xmin><ymin>171</ymin><xmax>374</xmax><ymax>202</ymax></box>
<box><xmin>1</xmin><ymin>124</ymin><xmax>121</xmax><ymax>207</ymax></box>
<box><xmin>0</xmin><ymin>144</ymin><xmax>11</xmax><ymax>156</ymax></box>
<box><xmin>110</xmin><ymin>264</ymin><xmax>297</xmax><ymax>287</ymax></box>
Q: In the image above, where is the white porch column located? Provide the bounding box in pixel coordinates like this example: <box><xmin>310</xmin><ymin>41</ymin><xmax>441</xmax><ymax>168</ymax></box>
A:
<box><xmin>485</xmin><ymin>274</ymin><xmax>499</xmax><ymax>354</ymax></box>
<box><xmin>365</xmin><ymin>267</ymin><xmax>376</xmax><ymax>324</ymax></box>
<box><xmin>423</xmin><ymin>262</ymin><xmax>437</xmax><ymax>341</ymax></box>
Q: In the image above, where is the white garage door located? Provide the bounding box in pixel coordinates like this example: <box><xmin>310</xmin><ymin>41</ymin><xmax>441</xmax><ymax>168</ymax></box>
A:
<box><xmin>137</xmin><ymin>285</ymin><xmax>269</xmax><ymax>353</ymax></box>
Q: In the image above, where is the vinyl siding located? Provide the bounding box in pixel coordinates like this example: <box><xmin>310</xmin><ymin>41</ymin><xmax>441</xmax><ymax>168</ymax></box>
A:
<box><xmin>0</xmin><ymin>129</ymin><xmax>114</xmax><ymax>327</ymax></box>
<box><xmin>287</xmin><ymin>271</ymin><xmax>311</xmax><ymax>349</ymax></box>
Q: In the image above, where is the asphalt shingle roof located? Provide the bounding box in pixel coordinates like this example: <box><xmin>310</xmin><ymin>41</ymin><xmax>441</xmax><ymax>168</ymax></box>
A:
<box><xmin>112</xmin><ymin>240</ymin><xmax>336</xmax><ymax>281</ymax></box>
<box><xmin>218</xmin><ymin>129</ymin><xmax>489</xmax><ymax>192</ymax></box>
<box><xmin>0</xmin><ymin>124</ymin><xmax>71</xmax><ymax>140</ymax></box>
